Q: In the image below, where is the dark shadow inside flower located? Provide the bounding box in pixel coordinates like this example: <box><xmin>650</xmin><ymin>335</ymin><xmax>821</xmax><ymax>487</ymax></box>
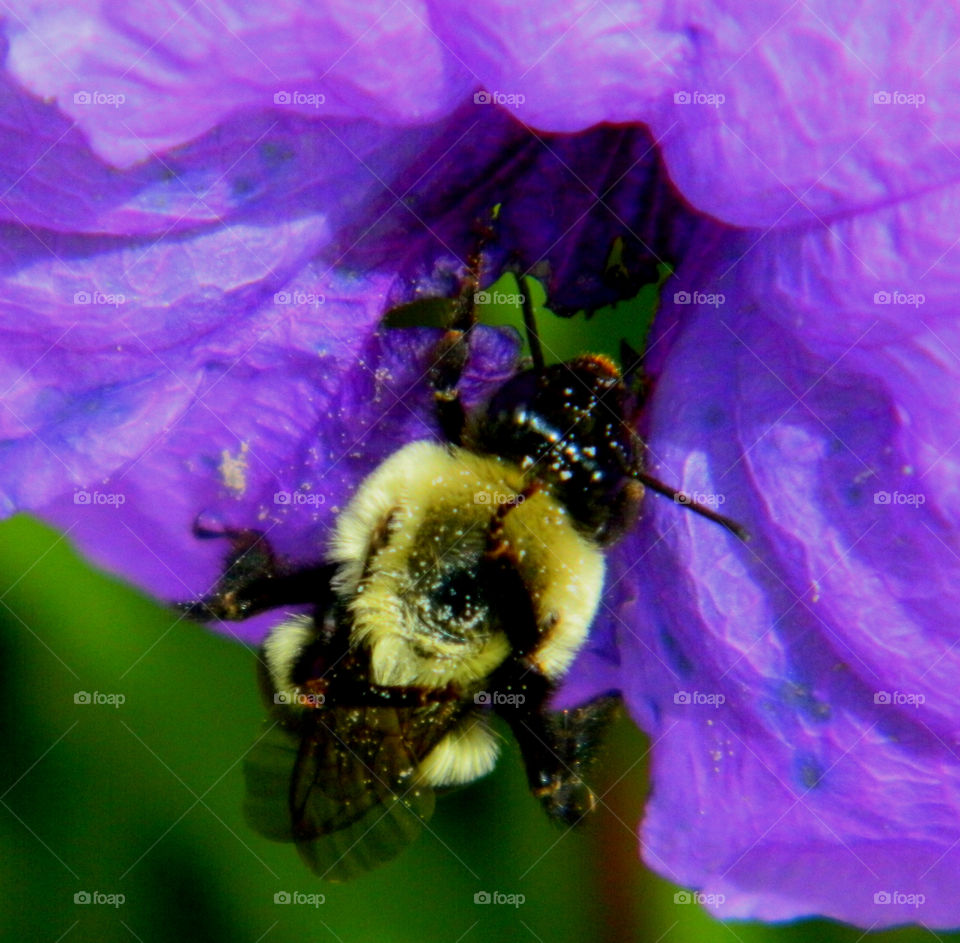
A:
<box><xmin>320</xmin><ymin>105</ymin><xmax>685</xmax><ymax>319</ymax></box>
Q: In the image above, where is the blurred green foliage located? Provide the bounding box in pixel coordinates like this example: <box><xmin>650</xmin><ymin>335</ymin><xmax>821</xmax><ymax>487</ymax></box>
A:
<box><xmin>0</xmin><ymin>285</ymin><xmax>952</xmax><ymax>942</ymax></box>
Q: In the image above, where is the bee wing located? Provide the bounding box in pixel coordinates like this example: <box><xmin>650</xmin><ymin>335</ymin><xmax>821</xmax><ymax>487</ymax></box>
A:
<box><xmin>244</xmin><ymin>701</ymin><xmax>460</xmax><ymax>881</ymax></box>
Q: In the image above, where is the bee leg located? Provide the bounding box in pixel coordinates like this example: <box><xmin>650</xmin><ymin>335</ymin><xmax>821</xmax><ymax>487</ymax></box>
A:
<box><xmin>489</xmin><ymin>661</ymin><xmax>618</xmax><ymax>826</ymax></box>
<box><xmin>429</xmin><ymin>213</ymin><xmax>497</xmax><ymax>446</ymax></box>
<box><xmin>529</xmin><ymin>695</ymin><xmax>619</xmax><ymax>826</ymax></box>
<box><xmin>483</xmin><ymin>538</ymin><xmax>616</xmax><ymax>824</ymax></box>
<box><xmin>430</xmin><ymin>325</ymin><xmax>471</xmax><ymax>447</ymax></box>
<box><xmin>592</xmin><ymin>478</ymin><xmax>644</xmax><ymax>547</ymax></box>
<box><xmin>177</xmin><ymin>524</ymin><xmax>337</xmax><ymax>621</ymax></box>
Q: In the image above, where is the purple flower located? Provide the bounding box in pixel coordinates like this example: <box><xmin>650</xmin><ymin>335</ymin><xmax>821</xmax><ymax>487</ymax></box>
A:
<box><xmin>3</xmin><ymin>1</ymin><xmax>959</xmax><ymax>927</ymax></box>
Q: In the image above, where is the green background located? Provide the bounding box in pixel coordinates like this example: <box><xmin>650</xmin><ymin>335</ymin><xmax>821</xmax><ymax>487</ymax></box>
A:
<box><xmin>0</xmin><ymin>285</ymin><xmax>952</xmax><ymax>942</ymax></box>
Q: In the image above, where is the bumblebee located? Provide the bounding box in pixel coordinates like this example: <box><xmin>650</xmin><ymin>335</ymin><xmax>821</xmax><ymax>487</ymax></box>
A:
<box><xmin>181</xmin><ymin>233</ymin><xmax>745</xmax><ymax>881</ymax></box>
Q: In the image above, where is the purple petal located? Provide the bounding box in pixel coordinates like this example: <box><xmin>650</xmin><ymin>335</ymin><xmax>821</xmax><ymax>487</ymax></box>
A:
<box><xmin>557</xmin><ymin>189</ymin><xmax>960</xmax><ymax>926</ymax></box>
<box><xmin>3</xmin><ymin>1</ymin><xmax>959</xmax><ymax>928</ymax></box>
<box><xmin>5</xmin><ymin>2</ymin><xmax>469</xmax><ymax>166</ymax></box>
<box><xmin>9</xmin><ymin>2</ymin><xmax>956</xmax><ymax>228</ymax></box>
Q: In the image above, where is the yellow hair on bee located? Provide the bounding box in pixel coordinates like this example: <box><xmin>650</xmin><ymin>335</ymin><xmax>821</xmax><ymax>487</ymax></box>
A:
<box><xmin>416</xmin><ymin>712</ymin><xmax>500</xmax><ymax>787</ymax></box>
<box><xmin>327</xmin><ymin>440</ymin><xmax>605</xmax><ymax>689</ymax></box>
<box><xmin>262</xmin><ymin>613</ymin><xmax>314</xmax><ymax>704</ymax></box>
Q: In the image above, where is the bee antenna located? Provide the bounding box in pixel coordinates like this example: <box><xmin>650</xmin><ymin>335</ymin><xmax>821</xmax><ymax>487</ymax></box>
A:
<box><xmin>634</xmin><ymin>471</ymin><xmax>750</xmax><ymax>541</ymax></box>
<box><xmin>519</xmin><ymin>278</ymin><xmax>546</xmax><ymax>373</ymax></box>
<box><xmin>619</xmin><ymin>339</ymin><xmax>649</xmax><ymax>392</ymax></box>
